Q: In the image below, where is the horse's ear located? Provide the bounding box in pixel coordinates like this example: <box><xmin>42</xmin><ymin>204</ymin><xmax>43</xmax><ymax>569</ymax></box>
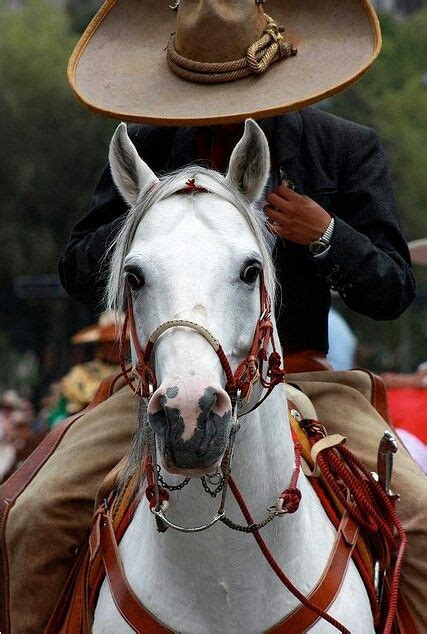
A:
<box><xmin>109</xmin><ymin>123</ymin><xmax>159</xmax><ymax>206</ymax></box>
<box><xmin>226</xmin><ymin>119</ymin><xmax>270</xmax><ymax>203</ymax></box>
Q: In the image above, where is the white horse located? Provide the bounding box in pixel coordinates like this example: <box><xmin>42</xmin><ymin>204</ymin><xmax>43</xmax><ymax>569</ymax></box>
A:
<box><xmin>93</xmin><ymin>121</ymin><xmax>374</xmax><ymax>633</ymax></box>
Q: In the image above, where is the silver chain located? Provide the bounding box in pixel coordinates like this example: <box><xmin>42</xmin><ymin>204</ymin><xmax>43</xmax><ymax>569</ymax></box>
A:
<box><xmin>200</xmin><ymin>472</ymin><xmax>225</xmax><ymax>498</ymax></box>
<box><xmin>220</xmin><ymin>509</ymin><xmax>283</xmax><ymax>533</ymax></box>
<box><xmin>156</xmin><ymin>465</ymin><xmax>190</xmax><ymax>491</ymax></box>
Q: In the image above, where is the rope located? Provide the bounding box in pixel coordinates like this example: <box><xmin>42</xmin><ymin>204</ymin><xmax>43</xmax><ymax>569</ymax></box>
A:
<box><xmin>167</xmin><ymin>15</ymin><xmax>297</xmax><ymax>84</ymax></box>
<box><xmin>301</xmin><ymin>420</ymin><xmax>407</xmax><ymax>634</ymax></box>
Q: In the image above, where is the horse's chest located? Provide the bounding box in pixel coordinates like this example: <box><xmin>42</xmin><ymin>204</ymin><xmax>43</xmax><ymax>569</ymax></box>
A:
<box><xmin>92</xmin><ymin>493</ymin><xmax>374</xmax><ymax>634</ymax></box>
<box><xmin>93</xmin><ymin>507</ymin><xmax>298</xmax><ymax>633</ymax></box>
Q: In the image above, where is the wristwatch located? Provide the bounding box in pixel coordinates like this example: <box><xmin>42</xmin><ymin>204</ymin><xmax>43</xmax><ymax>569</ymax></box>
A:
<box><xmin>309</xmin><ymin>217</ymin><xmax>335</xmax><ymax>257</ymax></box>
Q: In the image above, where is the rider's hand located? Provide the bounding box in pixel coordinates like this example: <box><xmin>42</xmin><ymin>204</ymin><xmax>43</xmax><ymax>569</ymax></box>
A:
<box><xmin>264</xmin><ymin>185</ymin><xmax>331</xmax><ymax>245</ymax></box>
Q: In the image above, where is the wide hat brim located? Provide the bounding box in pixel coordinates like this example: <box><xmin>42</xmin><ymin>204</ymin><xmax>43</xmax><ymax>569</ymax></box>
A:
<box><xmin>68</xmin><ymin>0</ymin><xmax>381</xmax><ymax>126</ymax></box>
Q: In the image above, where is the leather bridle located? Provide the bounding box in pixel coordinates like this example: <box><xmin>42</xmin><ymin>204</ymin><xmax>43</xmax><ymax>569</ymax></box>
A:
<box><xmin>119</xmin><ymin>176</ymin><xmax>286</xmax><ymax>405</ymax></box>
<box><xmin>118</xmin><ymin>267</ymin><xmax>302</xmax><ymax>534</ymax></box>
<box><xmin>119</xmin><ymin>270</ymin><xmax>286</xmax><ymax>406</ymax></box>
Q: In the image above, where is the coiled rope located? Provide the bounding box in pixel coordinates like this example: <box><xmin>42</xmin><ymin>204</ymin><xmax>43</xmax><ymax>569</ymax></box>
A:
<box><xmin>167</xmin><ymin>15</ymin><xmax>297</xmax><ymax>84</ymax></box>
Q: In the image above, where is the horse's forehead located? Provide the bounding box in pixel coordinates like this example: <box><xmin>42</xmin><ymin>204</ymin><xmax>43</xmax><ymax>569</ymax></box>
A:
<box><xmin>133</xmin><ymin>194</ymin><xmax>257</xmax><ymax>247</ymax></box>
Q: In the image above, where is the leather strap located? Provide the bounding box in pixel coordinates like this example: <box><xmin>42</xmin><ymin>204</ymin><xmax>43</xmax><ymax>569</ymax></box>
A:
<box><xmin>352</xmin><ymin>368</ymin><xmax>392</xmax><ymax>424</ymax></box>
<box><xmin>125</xmin><ymin>271</ymin><xmax>285</xmax><ymax>401</ymax></box>
<box><xmin>368</xmin><ymin>371</ymin><xmax>392</xmax><ymax>424</ymax></box>
<box><xmin>98</xmin><ymin>500</ymin><xmax>358</xmax><ymax>634</ymax></box>
<box><xmin>268</xmin><ymin>512</ymin><xmax>359</xmax><ymax>632</ymax></box>
<box><xmin>99</xmin><ymin>510</ymin><xmax>172</xmax><ymax>633</ymax></box>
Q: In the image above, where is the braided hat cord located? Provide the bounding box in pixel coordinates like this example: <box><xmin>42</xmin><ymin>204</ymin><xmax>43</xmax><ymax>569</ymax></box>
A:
<box><xmin>167</xmin><ymin>15</ymin><xmax>297</xmax><ymax>84</ymax></box>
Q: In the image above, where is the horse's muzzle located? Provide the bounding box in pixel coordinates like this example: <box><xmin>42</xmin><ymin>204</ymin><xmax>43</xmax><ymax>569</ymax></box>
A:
<box><xmin>147</xmin><ymin>378</ymin><xmax>232</xmax><ymax>475</ymax></box>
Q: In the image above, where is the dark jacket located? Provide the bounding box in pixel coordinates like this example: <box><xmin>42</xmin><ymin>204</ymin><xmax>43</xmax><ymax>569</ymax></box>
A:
<box><xmin>59</xmin><ymin>107</ymin><xmax>415</xmax><ymax>353</ymax></box>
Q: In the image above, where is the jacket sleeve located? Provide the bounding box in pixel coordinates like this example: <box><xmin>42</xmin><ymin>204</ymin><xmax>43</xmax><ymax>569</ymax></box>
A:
<box><xmin>58</xmin><ymin>125</ymin><xmax>157</xmax><ymax>307</ymax></box>
<box><xmin>313</xmin><ymin>127</ymin><xmax>416</xmax><ymax>320</ymax></box>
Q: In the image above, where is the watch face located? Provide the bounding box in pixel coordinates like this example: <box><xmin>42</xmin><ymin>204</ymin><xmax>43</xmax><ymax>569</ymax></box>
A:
<box><xmin>310</xmin><ymin>240</ymin><xmax>327</xmax><ymax>256</ymax></box>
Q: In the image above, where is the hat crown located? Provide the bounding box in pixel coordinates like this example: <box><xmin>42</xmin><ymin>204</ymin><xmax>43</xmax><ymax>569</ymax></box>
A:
<box><xmin>175</xmin><ymin>0</ymin><xmax>267</xmax><ymax>63</ymax></box>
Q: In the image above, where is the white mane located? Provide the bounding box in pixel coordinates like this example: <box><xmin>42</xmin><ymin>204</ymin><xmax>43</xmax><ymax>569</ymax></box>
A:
<box><xmin>106</xmin><ymin>165</ymin><xmax>276</xmax><ymax>315</ymax></box>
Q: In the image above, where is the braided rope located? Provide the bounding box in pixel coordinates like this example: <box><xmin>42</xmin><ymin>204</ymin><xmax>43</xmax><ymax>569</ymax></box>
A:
<box><xmin>167</xmin><ymin>15</ymin><xmax>297</xmax><ymax>84</ymax></box>
<box><xmin>301</xmin><ymin>419</ymin><xmax>407</xmax><ymax>634</ymax></box>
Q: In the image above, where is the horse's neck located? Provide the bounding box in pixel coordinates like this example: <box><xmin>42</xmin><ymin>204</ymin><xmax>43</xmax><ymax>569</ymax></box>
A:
<box><xmin>224</xmin><ymin>384</ymin><xmax>336</xmax><ymax>559</ymax></box>
<box><xmin>231</xmin><ymin>384</ymin><xmax>300</xmax><ymax>513</ymax></box>
<box><xmin>111</xmin><ymin>385</ymin><xmax>338</xmax><ymax>631</ymax></box>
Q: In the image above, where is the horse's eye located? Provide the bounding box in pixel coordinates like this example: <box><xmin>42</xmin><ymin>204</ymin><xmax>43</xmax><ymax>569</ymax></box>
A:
<box><xmin>240</xmin><ymin>262</ymin><xmax>261</xmax><ymax>285</ymax></box>
<box><xmin>125</xmin><ymin>270</ymin><xmax>145</xmax><ymax>290</ymax></box>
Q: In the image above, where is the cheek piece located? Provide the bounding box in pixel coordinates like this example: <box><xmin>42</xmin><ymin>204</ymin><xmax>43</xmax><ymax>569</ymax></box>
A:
<box><xmin>119</xmin><ymin>270</ymin><xmax>285</xmax><ymax>406</ymax></box>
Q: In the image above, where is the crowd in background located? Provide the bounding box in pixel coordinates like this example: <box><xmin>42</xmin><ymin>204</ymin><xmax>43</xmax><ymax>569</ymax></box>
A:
<box><xmin>1</xmin><ymin>313</ymin><xmax>125</xmax><ymax>480</ymax></box>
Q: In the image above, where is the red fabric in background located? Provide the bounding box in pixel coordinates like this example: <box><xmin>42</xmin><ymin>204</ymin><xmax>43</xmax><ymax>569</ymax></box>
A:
<box><xmin>387</xmin><ymin>389</ymin><xmax>427</xmax><ymax>443</ymax></box>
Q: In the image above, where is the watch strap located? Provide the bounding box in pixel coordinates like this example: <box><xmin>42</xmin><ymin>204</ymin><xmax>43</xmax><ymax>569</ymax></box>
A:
<box><xmin>309</xmin><ymin>217</ymin><xmax>335</xmax><ymax>257</ymax></box>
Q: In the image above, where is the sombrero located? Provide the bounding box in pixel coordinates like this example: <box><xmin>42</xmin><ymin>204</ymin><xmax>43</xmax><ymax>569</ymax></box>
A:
<box><xmin>68</xmin><ymin>0</ymin><xmax>381</xmax><ymax>126</ymax></box>
<box><xmin>71</xmin><ymin>311</ymin><xmax>126</xmax><ymax>344</ymax></box>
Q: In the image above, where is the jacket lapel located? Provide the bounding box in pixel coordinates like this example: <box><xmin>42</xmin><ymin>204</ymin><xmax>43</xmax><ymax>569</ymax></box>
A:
<box><xmin>270</xmin><ymin>111</ymin><xmax>304</xmax><ymax>193</ymax></box>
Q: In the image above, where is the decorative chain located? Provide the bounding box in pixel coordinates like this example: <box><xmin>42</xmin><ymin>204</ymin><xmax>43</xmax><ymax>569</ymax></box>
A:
<box><xmin>156</xmin><ymin>465</ymin><xmax>190</xmax><ymax>491</ymax></box>
<box><xmin>200</xmin><ymin>473</ymin><xmax>225</xmax><ymax>498</ymax></box>
<box><xmin>155</xmin><ymin>465</ymin><xmax>225</xmax><ymax>496</ymax></box>
<box><xmin>167</xmin><ymin>15</ymin><xmax>297</xmax><ymax>84</ymax></box>
<box><xmin>220</xmin><ymin>509</ymin><xmax>280</xmax><ymax>533</ymax></box>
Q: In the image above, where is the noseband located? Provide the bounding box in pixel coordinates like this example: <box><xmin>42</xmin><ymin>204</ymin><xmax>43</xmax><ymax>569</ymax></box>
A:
<box><xmin>119</xmin><ymin>270</ymin><xmax>285</xmax><ymax>405</ymax></box>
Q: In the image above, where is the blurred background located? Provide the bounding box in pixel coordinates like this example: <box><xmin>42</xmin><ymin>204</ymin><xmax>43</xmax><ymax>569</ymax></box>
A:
<box><xmin>1</xmin><ymin>0</ymin><xmax>426</xmax><ymax>474</ymax></box>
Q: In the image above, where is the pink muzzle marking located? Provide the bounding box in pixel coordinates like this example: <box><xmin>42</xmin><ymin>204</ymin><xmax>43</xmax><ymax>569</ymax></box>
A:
<box><xmin>148</xmin><ymin>378</ymin><xmax>231</xmax><ymax>441</ymax></box>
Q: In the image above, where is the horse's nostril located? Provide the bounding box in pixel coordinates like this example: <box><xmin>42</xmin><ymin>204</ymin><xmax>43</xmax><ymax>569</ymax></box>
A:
<box><xmin>198</xmin><ymin>387</ymin><xmax>218</xmax><ymax>418</ymax></box>
<box><xmin>147</xmin><ymin>389</ymin><xmax>163</xmax><ymax>416</ymax></box>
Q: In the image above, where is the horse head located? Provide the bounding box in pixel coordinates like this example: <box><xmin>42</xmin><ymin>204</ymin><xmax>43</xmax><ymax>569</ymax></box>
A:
<box><xmin>107</xmin><ymin>119</ymin><xmax>274</xmax><ymax>477</ymax></box>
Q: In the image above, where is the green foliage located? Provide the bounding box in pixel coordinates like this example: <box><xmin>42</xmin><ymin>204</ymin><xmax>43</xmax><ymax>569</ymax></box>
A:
<box><xmin>65</xmin><ymin>0</ymin><xmax>100</xmax><ymax>34</ymax></box>
<box><xmin>329</xmin><ymin>10</ymin><xmax>427</xmax><ymax>239</ymax></box>
<box><xmin>2</xmin><ymin>0</ymin><xmax>114</xmax><ymax>282</ymax></box>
